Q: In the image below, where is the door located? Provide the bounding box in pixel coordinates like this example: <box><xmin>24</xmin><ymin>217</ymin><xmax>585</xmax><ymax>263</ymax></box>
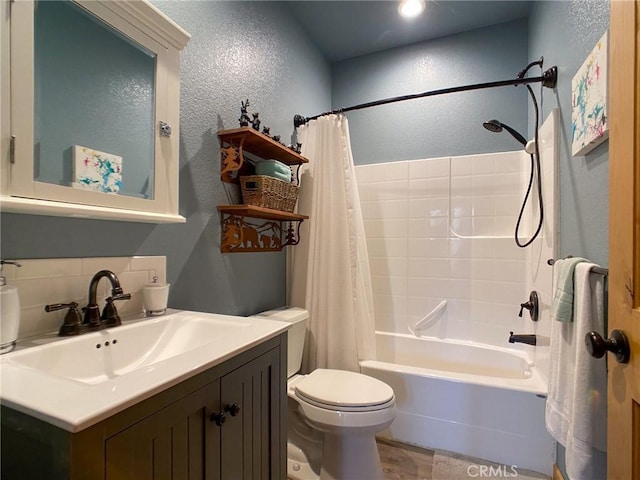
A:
<box><xmin>608</xmin><ymin>1</ymin><xmax>640</xmax><ymax>478</ymax></box>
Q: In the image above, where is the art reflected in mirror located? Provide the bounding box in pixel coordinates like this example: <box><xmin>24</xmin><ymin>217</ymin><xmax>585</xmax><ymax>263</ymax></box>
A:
<box><xmin>34</xmin><ymin>0</ymin><xmax>156</xmax><ymax>199</ymax></box>
<box><xmin>72</xmin><ymin>145</ymin><xmax>122</xmax><ymax>194</ymax></box>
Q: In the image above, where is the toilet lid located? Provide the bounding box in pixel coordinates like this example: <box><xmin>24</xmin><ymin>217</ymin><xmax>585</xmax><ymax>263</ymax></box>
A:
<box><xmin>294</xmin><ymin>369</ymin><xmax>394</xmax><ymax>409</ymax></box>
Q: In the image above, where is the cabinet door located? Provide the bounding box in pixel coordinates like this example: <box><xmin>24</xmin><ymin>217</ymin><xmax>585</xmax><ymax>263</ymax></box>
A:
<box><xmin>105</xmin><ymin>381</ymin><xmax>220</xmax><ymax>480</ymax></box>
<box><xmin>220</xmin><ymin>348</ymin><xmax>282</xmax><ymax>480</ymax></box>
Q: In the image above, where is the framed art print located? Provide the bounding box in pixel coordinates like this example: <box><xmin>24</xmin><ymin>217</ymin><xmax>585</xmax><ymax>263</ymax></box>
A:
<box><xmin>571</xmin><ymin>31</ymin><xmax>609</xmax><ymax>157</ymax></box>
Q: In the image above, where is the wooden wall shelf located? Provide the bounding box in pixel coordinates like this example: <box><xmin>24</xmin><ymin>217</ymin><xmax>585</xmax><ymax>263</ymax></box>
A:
<box><xmin>218</xmin><ymin>127</ymin><xmax>308</xmax><ymax>165</ymax></box>
<box><xmin>217</xmin><ymin>128</ymin><xmax>310</xmax><ymax>253</ymax></box>
<box><xmin>218</xmin><ymin>128</ymin><xmax>308</xmax><ymax>184</ymax></box>
<box><xmin>218</xmin><ymin>206</ymin><xmax>307</xmax><ymax>253</ymax></box>
<box><xmin>218</xmin><ymin>205</ymin><xmax>308</xmax><ymax>222</ymax></box>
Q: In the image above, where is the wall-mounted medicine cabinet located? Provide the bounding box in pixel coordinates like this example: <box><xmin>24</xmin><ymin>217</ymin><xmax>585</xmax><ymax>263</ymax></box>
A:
<box><xmin>1</xmin><ymin>0</ymin><xmax>190</xmax><ymax>223</ymax></box>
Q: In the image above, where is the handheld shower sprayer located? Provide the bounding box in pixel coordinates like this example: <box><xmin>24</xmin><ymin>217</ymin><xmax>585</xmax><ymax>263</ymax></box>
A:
<box><xmin>482</xmin><ymin>120</ymin><xmax>536</xmax><ymax>154</ymax></box>
<box><xmin>482</xmin><ymin>118</ymin><xmax>543</xmax><ymax>248</ymax></box>
<box><xmin>482</xmin><ymin>120</ymin><xmax>526</xmax><ymax>146</ymax></box>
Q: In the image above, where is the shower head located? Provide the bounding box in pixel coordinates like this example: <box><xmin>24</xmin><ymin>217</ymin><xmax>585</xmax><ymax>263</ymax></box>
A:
<box><xmin>482</xmin><ymin>119</ymin><xmax>528</xmax><ymax>147</ymax></box>
<box><xmin>482</xmin><ymin>119</ymin><xmax>503</xmax><ymax>133</ymax></box>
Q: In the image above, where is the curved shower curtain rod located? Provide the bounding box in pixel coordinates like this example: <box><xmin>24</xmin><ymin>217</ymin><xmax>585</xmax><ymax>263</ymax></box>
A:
<box><xmin>293</xmin><ymin>64</ymin><xmax>557</xmax><ymax>128</ymax></box>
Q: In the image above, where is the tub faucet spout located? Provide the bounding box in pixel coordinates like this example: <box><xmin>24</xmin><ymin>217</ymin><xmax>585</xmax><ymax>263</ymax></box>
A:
<box><xmin>508</xmin><ymin>331</ymin><xmax>537</xmax><ymax>346</ymax></box>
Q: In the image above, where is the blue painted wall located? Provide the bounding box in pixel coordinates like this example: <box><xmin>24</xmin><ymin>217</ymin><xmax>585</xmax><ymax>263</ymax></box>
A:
<box><xmin>528</xmin><ymin>1</ymin><xmax>609</xmax><ymax>476</ymax></box>
<box><xmin>331</xmin><ymin>19</ymin><xmax>530</xmax><ymax>164</ymax></box>
<box><xmin>529</xmin><ymin>0</ymin><xmax>609</xmax><ymax>267</ymax></box>
<box><xmin>1</xmin><ymin>1</ymin><xmax>331</xmax><ymax>316</ymax></box>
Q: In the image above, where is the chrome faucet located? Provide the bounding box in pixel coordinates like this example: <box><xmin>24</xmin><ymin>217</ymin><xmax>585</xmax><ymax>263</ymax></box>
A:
<box><xmin>83</xmin><ymin>270</ymin><xmax>131</xmax><ymax>329</ymax></box>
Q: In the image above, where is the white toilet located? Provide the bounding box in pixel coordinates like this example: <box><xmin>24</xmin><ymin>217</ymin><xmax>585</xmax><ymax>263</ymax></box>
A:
<box><xmin>252</xmin><ymin>307</ymin><xmax>396</xmax><ymax>480</ymax></box>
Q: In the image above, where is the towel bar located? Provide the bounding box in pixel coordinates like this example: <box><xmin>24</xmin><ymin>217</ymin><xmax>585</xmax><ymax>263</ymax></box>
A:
<box><xmin>547</xmin><ymin>256</ymin><xmax>608</xmax><ymax>276</ymax></box>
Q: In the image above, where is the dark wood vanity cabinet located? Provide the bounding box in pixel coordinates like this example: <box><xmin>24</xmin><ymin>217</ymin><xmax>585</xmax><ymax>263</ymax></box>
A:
<box><xmin>105</xmin><ymin>380</ymin><xmax>220</xmax><ymax>479</ymax></box>
<box><xmin>1</xmin><ymin>334</ymin><xmax>287</xmax><ymax>480</ymax></box>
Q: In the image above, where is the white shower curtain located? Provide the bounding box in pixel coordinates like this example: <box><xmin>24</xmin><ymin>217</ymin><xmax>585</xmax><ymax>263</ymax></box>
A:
<box><xmin>289</xmin><ymin>114</ymin><xmax>376</xmax><ymax>373</ymax></box>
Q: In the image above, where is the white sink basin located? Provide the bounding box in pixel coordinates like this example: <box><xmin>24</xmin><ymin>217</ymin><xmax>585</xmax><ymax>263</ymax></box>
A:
<box><xmin>8</xmin><ymin>313</ymin><xmax>249</xmax><ymax>385</ymax></box>
<box><xmin>0</xmin><ymin>310</ymin><xmax>288</xmax><ymax>432</ymax></box>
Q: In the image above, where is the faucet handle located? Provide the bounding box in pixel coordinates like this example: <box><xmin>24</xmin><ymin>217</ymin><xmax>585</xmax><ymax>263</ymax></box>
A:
<box><xmin>101</xmin><ymin>292</ymin><xmax>131</xmax><ymax>327</ymax></box>
<box><xmin>517</xmin><ymin>291</ymin><xmax>539</xmax><ymax>321</ymax></box>
<box><xmin>518</xmin><ymin>304</ymin><xmax>526</xmax><ymax>317</ymax></box>
<box><xmin>45</xmin><ymin>302</ymin><xmax>87</xmax><ymax>336</ymax></box>
<box><xmin>45</xmin><ymin>302</ymin><xmax>77</xmax><ymax>312</ymax></box>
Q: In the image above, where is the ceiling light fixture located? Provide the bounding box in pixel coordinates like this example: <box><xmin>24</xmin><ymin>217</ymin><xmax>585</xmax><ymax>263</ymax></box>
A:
<box><xmin>398</xmin><ymin>0</ymin><xmax>426</xmax><ymax>18</ymax></box>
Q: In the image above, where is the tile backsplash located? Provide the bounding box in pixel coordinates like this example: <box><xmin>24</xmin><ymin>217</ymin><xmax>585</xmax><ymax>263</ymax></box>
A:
<box><xmin>2</xmin><ymin>256</ymin><xmax>166</xmax><ymax>340</ymax></box>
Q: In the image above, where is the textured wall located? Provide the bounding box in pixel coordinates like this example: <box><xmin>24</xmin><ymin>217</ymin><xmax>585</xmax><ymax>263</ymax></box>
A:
<box><xmin>528</xmin><ymin>0</ymin><xmax>609</xmax><ymax>267</ymax></box>
<box><xmin>331</xmin><ymin>19</ymin><xmax>530</xmax><ymax>165</ymax></box>
<box><xmin>528</xmin><ymin>1</ymin><xmax>610</xmax><ymax>476</ymax></box>
<box><xmin>1</xmin><ymin>1</ymin><xmax>331</xmax><ymax>316</ymax></box>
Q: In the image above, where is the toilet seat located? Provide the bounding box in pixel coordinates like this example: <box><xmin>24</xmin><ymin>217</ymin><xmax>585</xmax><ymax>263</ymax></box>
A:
<box><xmin>294</xmin><ymin>369</ymin><xmax>395</xmax><ymax>412</ymax></box>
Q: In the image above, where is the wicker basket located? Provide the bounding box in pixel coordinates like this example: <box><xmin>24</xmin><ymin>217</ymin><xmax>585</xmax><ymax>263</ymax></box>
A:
<box><xmin>240</xmin><ymin>175</ymin><xmax>299</xmax><ymax>212</ymax></box>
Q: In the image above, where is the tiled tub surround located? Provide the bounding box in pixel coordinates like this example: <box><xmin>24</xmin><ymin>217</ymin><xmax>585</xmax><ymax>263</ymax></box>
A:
<box><xmin>524</xmin><ymin>109</ymin><xmax>559</xmax><ymax>388</ymax></box>
<box><xmin>354</xmin><ymin>111</ymin><xmax>558</xmax><ymax>475</ymax></box>
<box><xmin>356</xmin><ymin>107</ymin><xmax>557</xmax><ymax>358</ymax></box>
<box><xmin>2</xmin><ymin>256</ymin><xmax>166</xmax><ymax>340</ymax></box>
<box><xmin>357</xmin><ymin>151</ymin><xmax>531</xmax><ymax>347</ymax></box>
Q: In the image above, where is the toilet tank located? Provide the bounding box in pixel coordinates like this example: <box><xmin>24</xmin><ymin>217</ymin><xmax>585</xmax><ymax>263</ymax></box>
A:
<box><xmin>251</xmin><ymin>307</ymin><xmax>308</xmax><ymax>378</ymax></box>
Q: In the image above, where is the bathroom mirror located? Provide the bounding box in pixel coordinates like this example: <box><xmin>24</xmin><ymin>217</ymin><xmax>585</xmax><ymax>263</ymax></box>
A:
<box><xmin>1</xmin><ymin>0</ymin><xmax>190</xmax><ymax>222</ymax></box>
<box><xmin>35</xmin><ymin>1</ymin><xmax>156</xmax><ymax>200</ymax></box>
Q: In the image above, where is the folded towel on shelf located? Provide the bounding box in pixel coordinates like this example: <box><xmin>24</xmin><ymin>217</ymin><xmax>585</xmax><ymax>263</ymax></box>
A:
<box><xmin>551</xmin><ymin>257</ymin><xmax>587</xmax><ymax>322</ymax></box>
<box><xmin>255</xmin><ymin>159</ymin><xmax>292</xmax><ymax>182</ymax></box>
<box><xmin>546</xmin><ymin>262</ymin><xmax>607</xmax><ymax>480</ymax></box>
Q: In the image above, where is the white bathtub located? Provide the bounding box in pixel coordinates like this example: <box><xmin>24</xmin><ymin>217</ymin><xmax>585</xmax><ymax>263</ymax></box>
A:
<box><xmin>361</xmin><ymin>331</ymin><xmax>554</xmax><ymax>475</ymax></box>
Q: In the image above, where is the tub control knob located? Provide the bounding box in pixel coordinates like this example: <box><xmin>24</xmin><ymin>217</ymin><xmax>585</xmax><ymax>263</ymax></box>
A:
<box><xmin>585</xmin><ymin>329</ymin><xmax>630</xmax><ymax>364</ymax></box>
<box><xmin>518</xmin><ymin>291</ymin><xmax>539</xmax><ymax>322</ymax></box>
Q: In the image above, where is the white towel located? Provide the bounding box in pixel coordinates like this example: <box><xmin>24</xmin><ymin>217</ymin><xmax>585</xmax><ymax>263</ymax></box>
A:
<box><xmin>546</xmin><ymin>263</ymin><xmax>607</xmax><ymax>480</ymax></box>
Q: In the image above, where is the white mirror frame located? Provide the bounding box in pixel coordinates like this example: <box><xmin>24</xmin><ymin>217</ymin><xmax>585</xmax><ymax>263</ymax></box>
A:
<box><xmin>0</xmin><ymin>0</ymin><xmax>190</xmax><ymax>223</ymax></box>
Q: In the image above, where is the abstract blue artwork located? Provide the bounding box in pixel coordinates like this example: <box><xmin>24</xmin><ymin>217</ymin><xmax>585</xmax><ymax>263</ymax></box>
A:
<box><xmin>571</xmin><ymin>31</ymin><xmax>609</xmax><ymax>157</ymax></box>
<box><xmin>73</xmin><ymin>145</ymin><xmax>122</xmax><ymax>194</ymax></box>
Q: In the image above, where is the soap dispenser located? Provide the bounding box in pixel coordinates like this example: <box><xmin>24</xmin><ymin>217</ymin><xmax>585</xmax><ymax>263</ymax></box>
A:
<box><xmin>0</xmin><ymin>260</ymin><xmax>22</xmax><ymax>354</ymax></box>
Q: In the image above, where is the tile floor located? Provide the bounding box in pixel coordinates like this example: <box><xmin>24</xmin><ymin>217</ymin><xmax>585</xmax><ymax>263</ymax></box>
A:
<box><xmin>378</xmin><ymin>438</ymin><xmax>550</xmax><ymax>480</ymax></box>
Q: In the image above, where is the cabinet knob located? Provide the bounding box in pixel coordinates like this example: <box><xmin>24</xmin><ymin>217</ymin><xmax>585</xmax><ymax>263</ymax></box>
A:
<box><xmin>210</xmin><ymin>411</ymin><xmax>226</xmax><ymax>426</ymax></box>
<box><xmin>225</xmin><ymin>403</ymin><xmax>241</xmax><ymax>417</ymax></box>
<box><xmin>585</xmin><ymin>329</ymin><xmax>630</xmax><ymax>364</ymax></box>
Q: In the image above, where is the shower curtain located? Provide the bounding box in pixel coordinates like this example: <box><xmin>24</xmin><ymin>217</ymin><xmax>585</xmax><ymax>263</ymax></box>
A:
<box><xmin>289</xmin><ymin>114</ymin><xmax>376</xmax><ymax>373</ymax></box>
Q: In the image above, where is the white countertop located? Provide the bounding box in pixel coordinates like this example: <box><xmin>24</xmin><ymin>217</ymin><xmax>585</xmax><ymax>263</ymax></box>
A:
<box><xmin>0</xmin><ymin>310</ymin><xmax>289</xmax><ymax>432</ymax></box>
